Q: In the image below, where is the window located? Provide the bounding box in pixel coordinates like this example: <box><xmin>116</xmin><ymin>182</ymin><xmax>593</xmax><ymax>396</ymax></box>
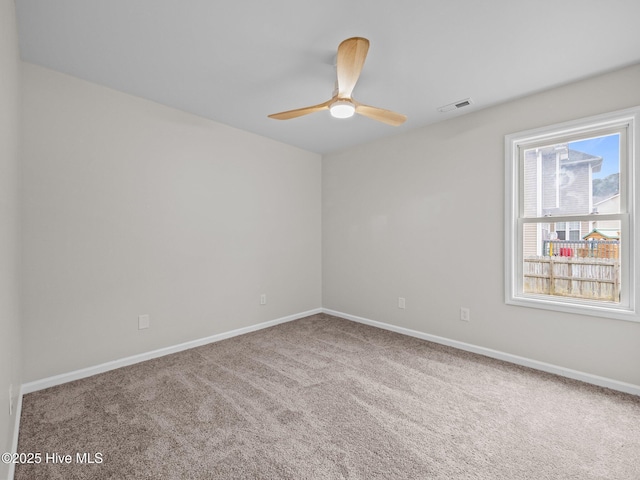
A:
<box><xmin>505</xmin><ymin>107</ymin><xmax>638</xmax><ymax>321</ymax></box>
<box><xmin>554</xmin><ymin>222</ymin><xmax>580</xmax><ymax>241</ymax></box>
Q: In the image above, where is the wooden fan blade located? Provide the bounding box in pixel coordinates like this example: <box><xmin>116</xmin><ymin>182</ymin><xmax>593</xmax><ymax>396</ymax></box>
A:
<box><xmin>268</xmin><ymin>100</ymin><xmax>331</xmax><ymax>120</ymax></box>
<box><xmin>336</xmin><ymin>37</ymin><xmax>370</xmax><ymax>98</ymax></box>
<box><xmin>355</xmin><ymin>103</ymin><xmax>407</xmax><ymax>126</ymax></box>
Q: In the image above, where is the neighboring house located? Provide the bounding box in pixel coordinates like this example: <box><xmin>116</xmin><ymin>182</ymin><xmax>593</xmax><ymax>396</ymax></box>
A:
<box><xmin>523</xmin><ymin>145</ymin><xmax>602</xmax><ymax>257</ymax></box>
<box><xmin>592</xmin><ymin>193</ymin><xmax>620</xmax><ymax>230</ymax></box>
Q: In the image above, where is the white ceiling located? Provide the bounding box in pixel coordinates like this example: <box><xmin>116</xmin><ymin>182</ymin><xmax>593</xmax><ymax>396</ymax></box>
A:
<box><xmin>15</xmin><ymin>0</ymin><xmax>640</xmax><ymax>155</ymax></box>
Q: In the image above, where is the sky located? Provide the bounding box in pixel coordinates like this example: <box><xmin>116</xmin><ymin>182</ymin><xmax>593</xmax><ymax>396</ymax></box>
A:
<box><xmin>568</xmin><ymin>133</ymin><xmax>619</xmax><ymax>179</ymax></box>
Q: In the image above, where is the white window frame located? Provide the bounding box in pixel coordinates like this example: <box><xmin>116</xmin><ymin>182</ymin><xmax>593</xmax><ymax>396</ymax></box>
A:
<box><xmin>505</xmin><ymin>106</ymin><xmax>639</xmax><ymax>322</ymax></box>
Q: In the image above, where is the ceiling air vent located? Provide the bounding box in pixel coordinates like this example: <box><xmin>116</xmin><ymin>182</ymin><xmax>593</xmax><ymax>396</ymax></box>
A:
<box><xmin>437</xmin><ymin>98</ymin><xmax>473</xmax><ymax>113</ymax></box>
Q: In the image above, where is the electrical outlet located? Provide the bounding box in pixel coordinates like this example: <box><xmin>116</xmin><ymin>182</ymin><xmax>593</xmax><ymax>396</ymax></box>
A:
<box><xmin>460</xmin><ymin>307</ymin><xmax>470</xmax><ymax>322</ymax></box>
<box><xmin>138</xmin><ymin>314</ymin><xmax>150</xmax><ymax>330</ymax></box>
<box><xmin>9</xmin><ymin>384</ymin><xmax>13</xmax><ymax>415</ymax></box>
<box><xmin>260</xmin><ymin>294</ymin><xmax>267</xmax><ymax>305</ymax></box>
<box><xmin>398</xmin><ymin>297</ymin><xmax>406</xmax><ymax>309</ymax></box>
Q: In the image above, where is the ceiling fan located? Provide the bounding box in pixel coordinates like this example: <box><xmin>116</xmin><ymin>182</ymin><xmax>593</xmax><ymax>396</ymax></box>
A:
<box><xmin>268</xmin><ymin>37</ymin><xmax>407</xmax><ymax>126</ymax></box>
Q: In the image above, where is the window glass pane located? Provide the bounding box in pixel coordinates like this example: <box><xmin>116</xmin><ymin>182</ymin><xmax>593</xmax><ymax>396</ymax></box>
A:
<box><xmin>523</xmin><ymin>133</ymin><xmax>620</xmax><ymax>218</ymax></box>
<box><xmin>522</xmin><ymin>220</ymin><xmax>621</xmax><ymax>303</ymax></box>
<box><xmin>570</xmin><ymin>135</ymin><xmax>621</xmax><ymax>211</ymax></box>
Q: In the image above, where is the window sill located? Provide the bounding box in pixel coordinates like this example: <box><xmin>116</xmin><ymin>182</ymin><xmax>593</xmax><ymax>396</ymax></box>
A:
<box><xmin>506</xmin><ymin>293</ymin><xmax>638</xmax><ymax>322</ymax></box>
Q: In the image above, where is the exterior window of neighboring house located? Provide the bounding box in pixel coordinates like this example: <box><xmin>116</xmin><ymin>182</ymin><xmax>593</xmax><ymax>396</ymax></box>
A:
<box><xmin>554</xmin><ymin>222</ymin><xmax>580</xmax><ymax>241</ymax></box>
<box><xmin>505</xmin><ymin>107</ymin><xmax>638</xmax><ymax>321</ymax></box>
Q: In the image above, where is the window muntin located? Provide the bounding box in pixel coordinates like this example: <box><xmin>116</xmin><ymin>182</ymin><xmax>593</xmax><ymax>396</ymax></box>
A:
<box><xmin>505</xmin><ymin>107</ymin><xmax>638</xmax><ymax>321</ymax></box>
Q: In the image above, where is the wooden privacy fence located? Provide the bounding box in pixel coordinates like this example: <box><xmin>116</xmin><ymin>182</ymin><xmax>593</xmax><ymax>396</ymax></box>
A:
<box><xmin>524</xmin><ymin>256</ymin><xmax>620</xmax><ymax>302</ymax></box>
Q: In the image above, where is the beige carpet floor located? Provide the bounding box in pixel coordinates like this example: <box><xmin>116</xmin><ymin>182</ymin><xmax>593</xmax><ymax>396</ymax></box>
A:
<box><xmin>15</xmin><ymin>313</ymin><xmax>640</xmax><ymax>479</ymax></box>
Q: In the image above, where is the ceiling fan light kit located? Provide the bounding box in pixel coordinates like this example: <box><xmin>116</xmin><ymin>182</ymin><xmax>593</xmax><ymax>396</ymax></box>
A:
<box><xmin>329</xmin><ymin>100</ymin><xmax>356</xmax><ymax>118</ymax></box>
<box><xmin>269</xmin><ymin>37</ymin><xmax>406</xmax><ymax>126</ymax></box>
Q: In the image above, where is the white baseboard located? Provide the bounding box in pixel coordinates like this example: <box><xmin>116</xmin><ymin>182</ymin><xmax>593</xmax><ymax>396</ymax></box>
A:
<box><xmin>17</xmin><ymin>305</ymin><xmax>639</xmax><ymax>412</ymax></box>
<box><xmin>22</xmin><ymin>308</ymin><xmax>322</xmax><ymax>395</ymax></box>
<box><xmin>323</xmin><ymin>308</ymin><xmax>640</xmax><ymax>396</ymax></box>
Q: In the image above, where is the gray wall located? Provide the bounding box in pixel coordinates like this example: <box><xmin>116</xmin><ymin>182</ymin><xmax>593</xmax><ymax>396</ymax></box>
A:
<box><xmin>323</xmin><ymin>64</ymin><xmax>640</xmax><ymax>386</ymax></box>
<box><xmin>0</xmin><ymin>0</ymin><xmax>22</xmax><ymax>477</ymax></box>
<box><xmin>21</xmin><ymin>64</ymin><xmax>322</xmax><ymax>382</ymax></box>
